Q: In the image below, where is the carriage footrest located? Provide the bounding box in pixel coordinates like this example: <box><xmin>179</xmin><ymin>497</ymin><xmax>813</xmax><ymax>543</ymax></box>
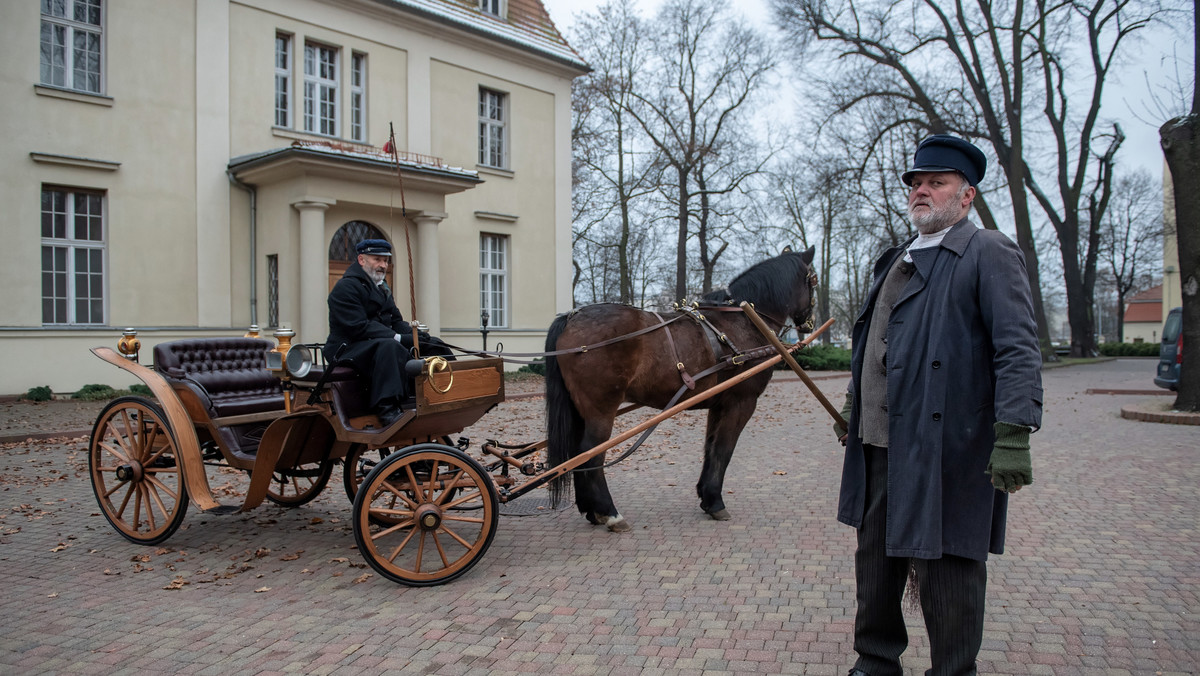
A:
<box><xmin>199</xmin><ymin>504</ymin><xmax>240</xmax><ymax>515</ymax></box>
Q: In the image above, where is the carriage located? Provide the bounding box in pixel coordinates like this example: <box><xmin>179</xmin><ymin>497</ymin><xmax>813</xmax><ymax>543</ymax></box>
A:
<box><xmin>86</xmin><ymin>249</ymin><xmax>839</xmax><ymax>587</ymax></box>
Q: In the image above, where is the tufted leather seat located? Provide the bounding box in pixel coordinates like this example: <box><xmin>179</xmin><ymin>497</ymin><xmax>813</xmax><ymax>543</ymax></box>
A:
<box><xmin>153</xmin><ymin>338</ymin><xmax>285</xmax><ymax>419</ymax></box>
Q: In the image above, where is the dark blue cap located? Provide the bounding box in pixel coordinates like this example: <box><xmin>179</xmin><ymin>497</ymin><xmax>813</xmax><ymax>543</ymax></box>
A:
<box><xmin>355</xmin><ymin>239</ymin><xmax>392</xmax><ymax>256</ymax></box>
<box><xmin>902</xmin><ymin>135</ymin><xmax>987</xmax><ymax>187</ymax></box>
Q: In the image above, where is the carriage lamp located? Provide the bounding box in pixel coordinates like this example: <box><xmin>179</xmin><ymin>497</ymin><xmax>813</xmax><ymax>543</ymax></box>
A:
<box><xmin>266</xmin><ymin>328</ymin><xmax>294</xmax><ymax>372</ymax></box>
<box><xmin>285</xmin><ymin>344</ymin><xmax>314</xmax><ymax>379</ymax></box>
<box><xmin>117</xmin><ymin>328</ymin><xmax>140</xmax><ymax>362</ymax></box>
<box><xmin>481</xmin><ymin>310</ymin><xmax>490</xmax><ymax>351</ymax></box>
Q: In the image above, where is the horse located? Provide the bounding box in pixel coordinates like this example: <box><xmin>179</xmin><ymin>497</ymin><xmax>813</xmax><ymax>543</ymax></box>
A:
<box><xmin>544</xmin><ymin>246</ymin><xmax>817</xmax><ymax>532</ymax></box>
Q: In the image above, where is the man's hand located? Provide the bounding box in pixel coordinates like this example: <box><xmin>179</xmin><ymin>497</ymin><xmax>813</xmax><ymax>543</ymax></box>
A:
<box><xmin>987</xmin><ymin>422</ymin><xmax>1033</xmax><ymax>493</ymax></box>
<box><xmin>833</xmin><ymin>392</ymin><xmax>853</xmax><ymax>446</ymax></box>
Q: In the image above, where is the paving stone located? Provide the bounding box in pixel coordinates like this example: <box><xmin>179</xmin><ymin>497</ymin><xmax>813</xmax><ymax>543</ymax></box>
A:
<box><xmin>0</xmin><ymin>359</ymin><xmax>1196</xmax><ymax>674</ymax></box>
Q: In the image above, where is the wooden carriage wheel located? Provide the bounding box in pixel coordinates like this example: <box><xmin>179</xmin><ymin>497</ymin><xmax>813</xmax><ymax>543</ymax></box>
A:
<box><xmin>352</xmin><ymin>444</ymin><xmax>499</xmax><ymax>586</ymax></box>
<box><xmin>264</xmin><ymin>459</ymin><xmax>333</xmax><ymax>507</ymax></box>
<box><xmin>342</xmin><ymin>444</ymin><xmax>391</xmax><ymax>503</ymax></box>
<box><xmin>89</xmin><ymin>396</ymin><xmax>189</xmax><ymax>545</ymax></box>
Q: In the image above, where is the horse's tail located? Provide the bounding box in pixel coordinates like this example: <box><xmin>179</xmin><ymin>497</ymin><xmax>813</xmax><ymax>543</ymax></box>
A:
<box><xmin>544</xmin><ymin>313</ymin><xmax>581</xmax><ymax>508</ymax></box>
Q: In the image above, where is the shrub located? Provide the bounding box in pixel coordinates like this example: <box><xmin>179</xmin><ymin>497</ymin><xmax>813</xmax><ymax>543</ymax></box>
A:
<box><xmin>516</xmin><ymin>359</ymin><xmax>546</xmax><ymax>377</ymax></box>
<box><xmin>791</xmin><ymin>343</ymin><xmax>853</xmax><ymax>371</ymax></box>
<box><xmin>73</xmin><ymin>384</ymin><xmax>123</xmax><ymax>401</ymax></box>
<box><xmin>129</xmin><ymin>383</ymin><xmax>153</xmax><ymax>397</ymax></box>
<box><xmin>1097</xmin><ymin>342</ymin><xmax>1160</xmax><ymax>357</ymax></box>
<box><xmin>24</xmin><ymin>385</ymin><xmax>53</xmax><ymax>402</ymax></box>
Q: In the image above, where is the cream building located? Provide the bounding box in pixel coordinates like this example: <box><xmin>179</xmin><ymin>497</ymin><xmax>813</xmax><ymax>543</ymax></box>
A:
<box><xmin>1</xmin><ymin>0</ymin><xmax>587</xmax><ymax>395</ymax></box>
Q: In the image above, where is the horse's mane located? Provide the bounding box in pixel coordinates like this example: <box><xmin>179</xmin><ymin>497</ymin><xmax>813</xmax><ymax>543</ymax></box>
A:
<box><xmin>700</xmin><ymin>251</ymin><xmax>808</xmax><ymax>310</ymax></box>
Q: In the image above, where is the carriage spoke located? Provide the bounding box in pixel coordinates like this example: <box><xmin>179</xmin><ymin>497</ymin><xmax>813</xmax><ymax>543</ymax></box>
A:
<box><xmin>143</xmin><ymin>474</ymin><xmax>180</xmax><ymax>503</ymax></box>
<box><xmin>371</xmin><ymin>517</ymin><xmax>417</xmax><ymax>541</ymax></box>
<box><xmin>442</xmin><ymin>514</ymin><xmax>485</xmax><ymax>525</ymax></box>
<box><xmin>377</xmin><ymin>480</ymin><xmax>419</xmax><ymax>510</ymax></box>
<box><xmin>141</xmin><ymin>423</ymin><xmax>170</xmax><ymax>467</ymax></box>
<box><xmin>432</xmin><ymin>532</ymin><xmax>451</xmax><ymax>567</ymax></box>
<box><xmin>443</xmin><ymin>489</ymin><xmax>483</xmax><ymax>511</ymax></box>
<box><xmin>414</xmin><ymin>531</ymin><xmax>427</xmax><ymax>573</ymax></box>
<box><xmin>145</xmin><ymin>481</ymin><xmax>170</xmax><ymax>526</ymax></box>
<box><xmin>97</xmin><ymin>439</ymin><xmax>131</xmax><ymax>466</ymax></box>
<box><xmin>438</xmin><ymin>523</ymin><xmax>473</xmax><ymax>549</ymax></box>
<box><xmin>384</xmin><ymin>528</ymin><xmax>418</xmax><ymax>564</ymax></box>
<box><xmin>434</xmin><ymin>468</ymin><xmax>464</xmax><ymax>505</ymax></box>
<box><xmin>113</xmin><ymin>480</ymin><xmax>134</xmax><ymax>515</ymax></box>
<box><xmin>138</xmin><ymin>483</ymin><xmax>157</xmax><ymax>532</ymax></box>
<box><xmin>104</xmin><ymin>421</ymin><xmax>134</xmax><ymax>461</ymax></box>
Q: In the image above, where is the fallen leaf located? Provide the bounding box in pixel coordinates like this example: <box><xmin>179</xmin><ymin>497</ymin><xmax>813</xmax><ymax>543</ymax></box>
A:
<box><xmin>280</xmin><ymin>553</ymin><xmax>301</xmax><ymax>561</ymax></box>
<box><xmin>254</xmin><ymin>586</ymin><xmax>271</xmax><ymax>593</ymax></box>
<box><xmin>773</xmin><ymin>470</ymin><xmax>787</xmax><ymax>475</ymax></box>
<box><xmin>353</xmin><ymin>573</ymin><xmax>372</xmax><ymax>584</ymax></box>
<box><xmin>162</xmin><ymin>577</ymin><xmax>188</xmax><ymax>590</ymax></box>
<box><xmin>310</xmin><ymin>517</ymin><xmax>324</xmax><ymax>525</ymax></box>
<box><xmin>330</xmin><ymin>557</ymin><xmax>349</xmax><ymax>563</ymax></box>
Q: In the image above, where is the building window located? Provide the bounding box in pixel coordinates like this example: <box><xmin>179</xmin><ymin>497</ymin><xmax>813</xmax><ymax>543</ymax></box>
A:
<box><xmin>479</xmin><ymin>0</ymin><xmax>503</xmax><ymax>17</ymax></box>
<box><xmin>41</xmin><ymin>186</ymin><xmax>105</xmax><ymax>325</ymax></box>
<box><xmin>303</xmin><ymin>42</ymin><xmax>339</xmax><ymax>136</ymax></box>
<box><xmin>267</xmin><ymin>254</ymin><xmax>279</xmax><ymax>328</ymax></box>
<box><xmin>480</xmin><ymin>234</ymin><xmax>508</xmax><ymax>328</ymax></box>
<box><xmin>274</xmin><ymin>33</ymin><xmax>291</xmax><ymax>127</ymax></box>
<box><xmin>350</xmin><ymin>53</ymin><xmax>366</xmax><ymax>142</ymax></box>
<box><xmin>478</xmin><ymin>88</ymin><xmax>508</xmax><ymax>169</ymax></box>
<box><xmin>40</xmin><ymin>0</ymin><xmax>104</xmax><ymax>94</ymax></box>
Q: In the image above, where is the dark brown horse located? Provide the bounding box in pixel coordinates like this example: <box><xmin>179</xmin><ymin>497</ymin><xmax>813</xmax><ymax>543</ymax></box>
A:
<box><xmin>544</xmin><ymin>247</ymin><xmax>817</xmax><ymax>531</ymax></box>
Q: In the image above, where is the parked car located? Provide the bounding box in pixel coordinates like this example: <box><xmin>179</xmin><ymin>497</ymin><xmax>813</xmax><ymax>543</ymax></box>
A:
<box><xmin>1154</xmin><ymin>306</ymin><xmax>1183</xmax><ymax>390</ymax></box>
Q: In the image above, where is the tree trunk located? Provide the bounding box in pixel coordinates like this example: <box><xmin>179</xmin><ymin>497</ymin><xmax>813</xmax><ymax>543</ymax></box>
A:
<box><xmin>675</xmin><ymin>165</ymin><xmax>690</xmax><ymax>301</ymax></box>
<box><xmin>1162</xmin><ymin>113</ymin><xmax>1200</xmax><ymax>411</ymax></box>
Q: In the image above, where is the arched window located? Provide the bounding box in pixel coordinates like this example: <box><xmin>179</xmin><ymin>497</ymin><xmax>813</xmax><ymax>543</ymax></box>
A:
<box><xmin>329</xmin><ymin>220</ymin><xmax>387</xmax><ymax>261</ymax></box>
<box><xmin>328</xmin><ymin>221</ymin><xmax>393</xmax><ymax>292</ymax></box>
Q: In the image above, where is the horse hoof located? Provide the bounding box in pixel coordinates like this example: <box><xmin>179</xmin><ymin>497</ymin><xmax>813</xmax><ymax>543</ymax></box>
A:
<box><xmin>605</xmin><ymin>515</ymin><xmax>632</xmax><ymax>532</ymax></box>
<box><xmin>707</xmin><ymin>509</ymin><xmax>731</xmax><ymax>521</ymax></box>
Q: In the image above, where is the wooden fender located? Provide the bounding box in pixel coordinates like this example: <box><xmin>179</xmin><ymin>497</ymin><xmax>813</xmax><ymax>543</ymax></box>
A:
<box><xmin>239</xmin><ymin>412</ymin><xmax>332</xmax><ymax>512</ymax></box>
<box><xmin>89</xmin><ymin>347</ymin><xmax>231</xmax><ymax>513</ymax></box>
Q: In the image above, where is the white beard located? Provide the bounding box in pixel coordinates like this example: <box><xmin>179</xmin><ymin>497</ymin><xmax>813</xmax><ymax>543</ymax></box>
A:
<box><xmin>366</xmin><ymin>268</ymin><xmax>385</xmax><ymax>284</ymax></box>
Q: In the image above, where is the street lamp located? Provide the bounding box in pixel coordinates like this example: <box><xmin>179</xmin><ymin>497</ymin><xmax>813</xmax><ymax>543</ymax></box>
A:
<box><xmin>480</xmin><ymin>309</ymin><xmax>490</xmax><ymax>351</ymax></box>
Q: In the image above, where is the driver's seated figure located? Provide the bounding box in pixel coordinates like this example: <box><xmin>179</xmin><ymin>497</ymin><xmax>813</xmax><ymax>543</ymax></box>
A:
<box><xmin>325</xmin><ymin>239</ymin><xmax>454</xmax><ymax>426</ymax></box>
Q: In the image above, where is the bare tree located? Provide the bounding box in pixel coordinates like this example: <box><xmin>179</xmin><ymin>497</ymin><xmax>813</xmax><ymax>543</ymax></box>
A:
<box><xmin>1099</xmin><ymin>171</ymin><xmax>1164</xmax><ymax>341</ymax></box>
<box><xmin>570</xmin><ymin>0</ymin><xmax>665</xmax><ymax>305</ymax></box>
<box><xmin>774</xmin><ymin>0</ymin><xmax>1159</xmax><ymax>358</ymax></box>
<box><xmin>626</xmin><ymin>0</ymin><xmax>777</xmax><ymax>300</ymax></box>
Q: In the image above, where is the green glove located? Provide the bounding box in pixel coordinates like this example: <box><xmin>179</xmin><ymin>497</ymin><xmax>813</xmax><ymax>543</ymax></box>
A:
<box><xmin>987</xmin><ymin>422</ymin><xmax>1033</xmax><ymax>492</ymax></box>
<box><xmin>833</xmin><ymin>391</ymin><xmax>853</xmax><ymax>440</ymax></box>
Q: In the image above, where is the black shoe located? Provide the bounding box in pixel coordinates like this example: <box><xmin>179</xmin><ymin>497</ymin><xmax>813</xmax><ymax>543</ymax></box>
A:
<box><xmin>376</xmin><ymin>402</ymin><xmax>403</xmax><ymax>427</ymax></box>
<box><xmin>848</xmin><ymin>670</ymin><xmax>871</xmax><ymax>676</ymax></box>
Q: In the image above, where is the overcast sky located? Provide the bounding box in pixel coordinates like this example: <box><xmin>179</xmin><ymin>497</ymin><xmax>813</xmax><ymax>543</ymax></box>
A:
<box><xmin>540</xmin><ymin>0</ymin><xmax>1191</xmax><ymax>183</ymax></box>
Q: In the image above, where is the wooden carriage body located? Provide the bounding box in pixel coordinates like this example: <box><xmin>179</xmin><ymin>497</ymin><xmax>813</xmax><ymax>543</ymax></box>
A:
<box><xmin>88</xmin><ymin>333</ymin><xmax>507</xmax><ymax>585</ymax></box>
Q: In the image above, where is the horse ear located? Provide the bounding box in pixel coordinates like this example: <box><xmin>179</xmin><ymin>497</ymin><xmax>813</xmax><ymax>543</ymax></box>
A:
<box><xmin>802</xmin><ymin>245</ymin><xmax>815</xmax><ymax>264</ymax></box>
<box><xmin>781</xmin><ymin>245</ymin><xmax>793</xmax><ymax>253</ymax></box>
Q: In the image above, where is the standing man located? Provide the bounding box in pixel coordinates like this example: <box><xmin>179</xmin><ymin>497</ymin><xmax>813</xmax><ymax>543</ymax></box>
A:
<box><xmin>325</xmin><ymin>238</ymin><xmax>453</xmax><ymax>426</ymax></box>
<box><xmin>835</xmin><ymin>135</ymin><xmax>1043</xmax><ymax>676</ymax></box>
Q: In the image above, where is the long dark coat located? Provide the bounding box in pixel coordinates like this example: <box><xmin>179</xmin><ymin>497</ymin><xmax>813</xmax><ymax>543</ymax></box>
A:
<box><xmin>838</xmin><ymin>219</ymin><xmax>1043</xmax><ymax>561</ymax></box>
<box><xmin>324</xmin><ymin>262</ymin><xmax>414</xmax><ymax>407</ymax></box>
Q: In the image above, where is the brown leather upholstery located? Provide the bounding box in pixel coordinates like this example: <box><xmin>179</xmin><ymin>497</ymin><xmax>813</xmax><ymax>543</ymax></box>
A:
<box><xmin>153</xmin><ymin>338</ymin><xmax>285</xmax><ymax>419</ymax></box>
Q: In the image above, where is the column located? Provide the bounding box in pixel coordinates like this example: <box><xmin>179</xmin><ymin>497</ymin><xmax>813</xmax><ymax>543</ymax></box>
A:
<box><xmin>412</xmin><ymin>212</ymin><xmax>446</xmax><ymax>334</ymax></box>
<box><xmin>295</xmin><ymin>202</ymin><xmax>330</xmax><ymax>343</ymax></box>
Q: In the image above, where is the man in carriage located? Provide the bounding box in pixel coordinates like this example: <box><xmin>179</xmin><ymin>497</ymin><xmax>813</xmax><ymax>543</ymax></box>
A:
<box><xmin>325</xmin><ymin>238</ymin><xmax>453</xmax><ymax>426</ymax></box>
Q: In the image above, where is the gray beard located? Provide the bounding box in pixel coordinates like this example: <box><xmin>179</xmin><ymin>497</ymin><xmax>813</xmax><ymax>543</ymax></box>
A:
<box><xmin>909</xmin><ymin>200</ymin><xmax>963</xmax><ymax>234</ymax></box>
<box><xmin>366</xmin><ymin>268</ymin><xmax>385</xmax><ymax>284</ymax></box>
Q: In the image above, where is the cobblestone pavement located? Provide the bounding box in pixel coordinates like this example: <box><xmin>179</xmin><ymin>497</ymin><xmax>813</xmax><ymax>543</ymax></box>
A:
<box><xmin>0</xmin><ymin>359</ymin><xmax>1195</xmax><ymax>675</ymax></box>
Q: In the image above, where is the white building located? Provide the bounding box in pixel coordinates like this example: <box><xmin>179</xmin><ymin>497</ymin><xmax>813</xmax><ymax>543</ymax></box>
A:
<box><xmin>1</xmin><ymin>0</ymin><xmax>587</xmax><ymax>395</ymax></box>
